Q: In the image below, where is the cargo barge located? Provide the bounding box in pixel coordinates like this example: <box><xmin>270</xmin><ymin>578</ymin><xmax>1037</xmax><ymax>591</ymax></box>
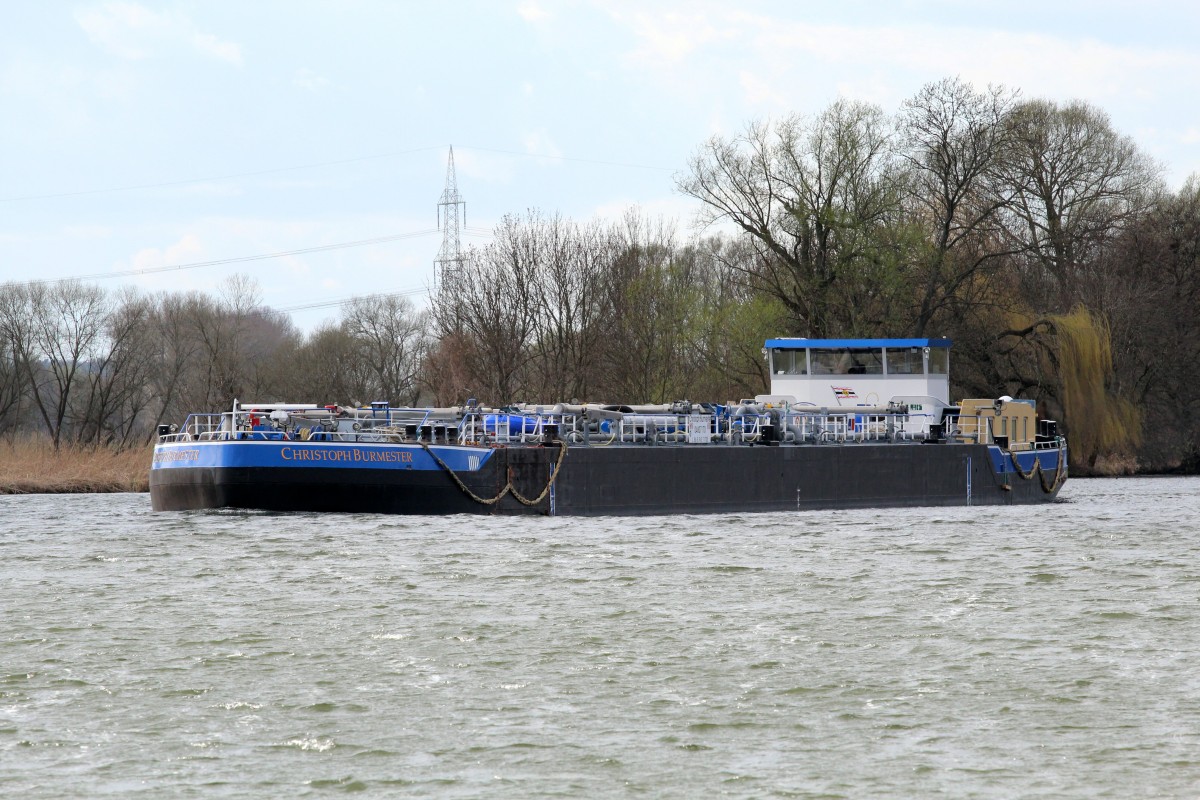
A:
<box><xmin>149</xmin><ymin>338</ymin><xmax>1067</xmax><ymax>515</ymax></box>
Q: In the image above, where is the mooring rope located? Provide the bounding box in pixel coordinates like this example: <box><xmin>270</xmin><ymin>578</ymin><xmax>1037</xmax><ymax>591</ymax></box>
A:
<box><xmin>1038</xmin><ymin>447</ymin><xmax>1067</xmax><ymax>494</ymax></box>
<box><xmin>509</xmin><ymin>440</ymin><xmax>570</xmax><ymax>506</ymax></box>
<box><xmin>1010</xmin><ymin>451</ymin><xmax>1039</xmax><ymax>480</ymax></box>
<box><xmin>419</xmin><ymin>440</ymin><xmax>568</xmax><ymax>508</ymax></box>
<box><xmin>1006</xmin><ymin>445</ymin><xmax>1067</xmax><ymax>494</ymax></box>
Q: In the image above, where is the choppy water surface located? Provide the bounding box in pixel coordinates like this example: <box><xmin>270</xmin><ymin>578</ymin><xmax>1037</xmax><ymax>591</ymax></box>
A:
<box><xmin>3</xmin><ymin>478</ymin><xmax>1200</xmax><ymax>798</ymax></box>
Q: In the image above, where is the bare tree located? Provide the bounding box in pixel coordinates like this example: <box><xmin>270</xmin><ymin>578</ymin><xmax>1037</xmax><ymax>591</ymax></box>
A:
<box><xmin>430</xmin><ymin>216</ymin><xmax>539</xmax><ymax>404</ymax></box>
<box><xmin>0</xmin><ymin>283</ymin><xmax>30</xmax><ymax>436</ymax></box>
<box><xmin>172</xmin><ymin>276</ymin><xmax>300</xmax><ymax>410</ymax></box>
<box><xmin>342</xmin><ymin>294</ymin><xmax>428</xmax><ymax>405</ymax></box>
<box><xmin>521</xmin><ymin>213</ymin><xmax>608</xmax><ymax>401</ymax></box>
<box><xmin>299</xmin><ymin>322</ymin><xmax>374</xmax><ymax>405</ymax></box>
<box><xmin>19</xmin><ymin>281</ymin><xmax>110</xmax><ymax>449</ymax></box>
<box><xmin>998</xmin><ymin>98</ymin><xmax>1163</xmax><ymax>311</ymax></box>
<box><xmin>1099</xmin><ymin>178</ymin><xmax>1200</xmax><ymax>469</ymax></box>
<box><xmin>678</xmin><ymin>99</ymin><xmax>906</xmax><ymax>337</ymax></box>
<box><xmin>237</xmin><ymin>306</ymin><xmax>302</xmax><ymax>403</ymax></box>
<box><xmin>142</xmin><ymin>291</ymin><xmax>203</xmax><ymax>435</ymax></box>
<box><xmin>896</xmin><ymin>77</ymin><xmax>1020</xmax><ymax>335</ymax></box>
<box><xmin>75</xmin><ymin>289</ymin><xmax>156</xmax><ymax>448</ymax></box>
<box><xmin>685</xmin><ymin>236</ymin><xmax>784</xmax><ymax>400</ymax></box>
<box><xmin>591</xmin><ymin>214</ymin><xmax>678</xmax><ymax>400</ymax></box>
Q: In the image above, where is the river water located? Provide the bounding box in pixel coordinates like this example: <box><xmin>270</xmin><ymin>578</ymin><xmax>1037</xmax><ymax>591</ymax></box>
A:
<box><xmin>2</xmin><ymin>478</ymin><xmax>1199</xmax><ymax>798</ymax></box>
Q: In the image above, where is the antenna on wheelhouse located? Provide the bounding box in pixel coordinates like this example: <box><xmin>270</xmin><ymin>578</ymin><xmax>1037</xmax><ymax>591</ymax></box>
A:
<box><xmin>435</xmin><ymin>146</ymin><xmax>466</xmax><ymax>289</ymax></box>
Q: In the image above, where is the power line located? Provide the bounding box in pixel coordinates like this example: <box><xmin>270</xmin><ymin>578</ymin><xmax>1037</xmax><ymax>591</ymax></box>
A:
<box><xmin>279</xmin><ymin>286</ymin><xmax>430</xmax><ymax>313</ymax></box>
<box><xmin>457</xmin><ymin>144</ymin><xmax>673</xmax><ymax>173</ymax></box>
<box><xmin>0</xmin><ymin>146</ymin><xmax>444</xmax><ymax>203</ymax></box>
<box><xmin>0</xmin><ymin>144</ymin><xmax>674</xmax><ymax>204</ymax></box>
<box><xmin>15</xmin><ymin>228</ymin><xmax>442</xmax><ymax>287</ymax></box>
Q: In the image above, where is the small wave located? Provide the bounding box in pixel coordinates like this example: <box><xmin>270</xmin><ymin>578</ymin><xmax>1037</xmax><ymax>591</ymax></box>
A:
<box><xmin>370</xmin><ymin>633</ymin><xmax>408</xmax><ymax>640</ymax></box>
<box><xmin>308</xmin><ymin>777</ymin><xmax>367</xmax><ymax>791</ymax></box>
<box><xmin>2</xmin><ymin>673</ymin><xmax>35</xmax><ymax>683</ymax></box>
<box><xmin>303</xmin><ymin>702</ymin><xmax>339</xmax><ymax>712</ymax></box>
<box><xmin>282</xmin><ymin>737</ymin><xmax>336</xmax><ymax>752</ymax></box>
<box><xmin>199</xmin><ymin>508</ymin><xmax>279</xmax><ymax>517</ymax></box>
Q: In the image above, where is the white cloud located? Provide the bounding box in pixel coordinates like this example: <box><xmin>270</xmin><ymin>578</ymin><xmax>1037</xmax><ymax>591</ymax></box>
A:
<box><xmin>74</xmin><ymin>2</ymin><xmax>155</xmax><ymax>60</ymax></box>
<box><xmin>601</xmin><ymin>5</ymin><xmax>1200</xmax><ymax>116</ymax></box>
<box><xmin>738</xmin><ymin>70</ymin><xmax>788</xmax><ymax>110</ymax></box>
<box><xmin>130</xmin><ymin>233</ymin><xmax>204</xmax><ymax>271</ymax></box>
<box><xmin>0</xmin><ymin>57</ymin><xmax>135</xmax><ymax>102</ymax></box>
<box><xmin>74</xmin><ymin>2</ymin><xmax>242</xmax><ymax>65</ymax></box>
<box><xmin>127</xmin><ymin>233</ymin><xmax>207</xmax><ymax>292</ymax></box>
<box><xmin>522</xmin><ymin>129</ymin><xmax>563</xmax><ymax>160</ymax></box>
<box><xmin>454</xmin><ymin>149</ymin><xmax>516</xmax><ymax>183</ymax></box>
<box><xmin>110</xmin><ymin>214</ymin><xmax>439</xmax><ymax>319</ymax></box>
<box><xmin>294</xmin><ymin>68</ymin><xmax>331</xmax><ymax>92</ymax></box>
<box><xmin>516</xmin><ymin>1</ymin><xmax>549</xmax><ymax>23</ymax></box>
<box><xmin>169</xmin><ymin>182</ymin><xmax>245</xmax><ymax>198</ymax></box>
<box><xmin>587</xmin><ymin>3</ymin><xmax>1200</xmax><ymax>186</ymax></box>
<box><xmin>609</xmin><ymin>7</ymin><xmax>729</xmax><ymax>67</ymax></box>
<box><xmin>191</xmin><ymin>31</ymin><xmax>242</xmax><ymax>65</ymax></box>
<box><xmin>0</xmin><ymin>51</ymin><xmax>142</xmax><ymax>146</ymax></box>
<box><xmin>63</xmin><ymin>224</ymin><xmax>113</xmax><ymax>240</ymax></box>
<box><xmin>590</xmin><ymin>194</ymin><xmax>703</xmax><ymax>227</ymax></box>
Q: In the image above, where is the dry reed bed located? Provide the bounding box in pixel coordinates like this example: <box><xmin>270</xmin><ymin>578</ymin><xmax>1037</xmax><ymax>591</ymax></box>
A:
<box><xmin>0</xmin><ymin>440</ymin><xmax>151</xmax><ymax>494</ymax></box>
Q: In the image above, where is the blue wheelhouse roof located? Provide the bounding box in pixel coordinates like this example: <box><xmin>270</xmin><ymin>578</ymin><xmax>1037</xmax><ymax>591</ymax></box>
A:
<box><xmin>764</xmin><ymin>338</ymin><xmax>952</xmax><ymax>349</ymax></box>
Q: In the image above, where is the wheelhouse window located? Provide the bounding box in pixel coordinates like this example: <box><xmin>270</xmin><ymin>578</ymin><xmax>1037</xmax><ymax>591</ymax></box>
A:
<box><xmin>885</xmin><ymin>347</ymin><xmax>923</xmax><ymax>375</ymax></box>
<box><xmin>810</xmin><ymin>348</ymin><xmax>883</xmax><ymax>375</ymax></box>
<box><xmin>771</xmin><ymin>348</ymin><xmax>807</xmax><ymax>375</ymax></box>
<box><xmin>928</xmin><ymin>347</ymin><xmax>949</xmax><ymax>375</ymax></box>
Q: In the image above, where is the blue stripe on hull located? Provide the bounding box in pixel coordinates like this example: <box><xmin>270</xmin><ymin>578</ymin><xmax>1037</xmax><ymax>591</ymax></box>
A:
<box><xmin>151</xmin><ymin>441</ymin><xmax>495</xmax><ymax>472</ymax></box>
<box><xmin>987</xmin><ymin>445</ymin><xmax>1066</xmax><ymax>475</ymax></box>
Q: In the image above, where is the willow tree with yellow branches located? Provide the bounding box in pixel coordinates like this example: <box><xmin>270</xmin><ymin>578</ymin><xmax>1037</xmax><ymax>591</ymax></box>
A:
<box><xmin>995</xmin><ymin>307</ymin><xmax>1140</xmax><ymax>471</ymax></box>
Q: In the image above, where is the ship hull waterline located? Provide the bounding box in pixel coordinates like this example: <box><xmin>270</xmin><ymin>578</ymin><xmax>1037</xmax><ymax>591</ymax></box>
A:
<box><xmin>149</xmin><ymin>440</ymin><xmax>1066</xmax><ymax>516</ymax></box>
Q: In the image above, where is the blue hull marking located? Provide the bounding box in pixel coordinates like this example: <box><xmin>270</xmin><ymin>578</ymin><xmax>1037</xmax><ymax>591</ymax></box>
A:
<box><xmin>151</xmin><ymin>441</ymin><xmax>494</xmax><ymax>472</ymax></box>
<box><xmin>986</xmin><ymin>446</ymin><xmax>1065</xmax><ymax>475</ymax></box>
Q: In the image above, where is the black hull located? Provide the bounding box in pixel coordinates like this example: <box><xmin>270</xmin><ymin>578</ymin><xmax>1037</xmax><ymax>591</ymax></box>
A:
<box><xmin>150</xmin><ymin>442</ymin><xmax>1064</xmax><ymax>516</ymax></box>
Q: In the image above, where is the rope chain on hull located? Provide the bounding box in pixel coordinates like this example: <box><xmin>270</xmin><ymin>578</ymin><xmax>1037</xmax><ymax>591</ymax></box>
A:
<box><xmin>1006</xmin><ymin>444</ymin><xmax>1068</xmax><ymax>494</ymax></box>
<box><xmin>419</xmin><ymin>441</ymin><xmax>569</xmax><ymax>508</ymax></box>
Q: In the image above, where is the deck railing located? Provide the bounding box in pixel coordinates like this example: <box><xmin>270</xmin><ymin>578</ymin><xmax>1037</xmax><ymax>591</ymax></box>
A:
<box><xmin>158</xmin><ymin>407</ymin><xmax>965</xmax><ymax>447</ymax></box>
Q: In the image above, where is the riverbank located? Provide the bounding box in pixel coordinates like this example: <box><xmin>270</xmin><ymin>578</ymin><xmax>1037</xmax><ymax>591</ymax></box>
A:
<box><xmin>0</xmin><ymin>440</ymin><xmax>150</xmax><ymax>494</ymax></box>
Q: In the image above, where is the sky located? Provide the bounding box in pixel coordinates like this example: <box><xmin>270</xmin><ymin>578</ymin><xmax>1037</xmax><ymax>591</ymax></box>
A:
<box><xmin>3</xmin><ymin>0</ymin><xmax>1199</xmax><ymax>331</ymax></box>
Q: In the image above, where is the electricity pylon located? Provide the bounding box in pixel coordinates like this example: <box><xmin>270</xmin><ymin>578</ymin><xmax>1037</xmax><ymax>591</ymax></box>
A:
<box><xmin>435</xmin><ymin>146</ymin><xmax>466</xmax><ymax>289</ymax></box>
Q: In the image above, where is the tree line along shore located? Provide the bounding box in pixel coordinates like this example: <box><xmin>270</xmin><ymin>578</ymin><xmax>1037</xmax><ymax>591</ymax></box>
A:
<box><xmin>2</xmin><ymin>77</ymin><xmax>1198</xmax><ymax>491</ymax></box>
